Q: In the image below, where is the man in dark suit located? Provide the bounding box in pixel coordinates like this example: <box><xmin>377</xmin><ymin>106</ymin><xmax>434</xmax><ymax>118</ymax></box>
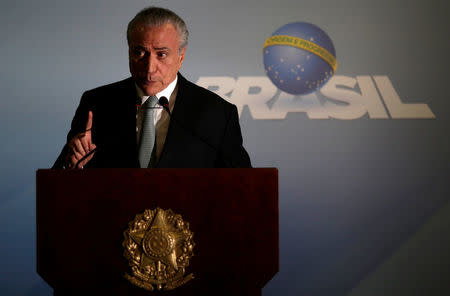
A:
<box><xmin>53</xmin><ymin>7</ymin><xmax>250</xmax><ymax>169</ymax></box>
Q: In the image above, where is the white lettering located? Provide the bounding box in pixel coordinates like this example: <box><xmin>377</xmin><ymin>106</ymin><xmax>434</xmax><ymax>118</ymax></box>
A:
<box><xmin>320</xmin><ymin>75</ymin><xmax>389</xmax><ymax>119</ymax></box>
<box><xmin>272</xmin><ymin>92</ymin><xmax>328</xmax><ymax>119</ymax></box>
<box><xmin>373</xmin><ymin>76</ymin><xmax>435</xmax><ymax>119</ymax></box>
<box><xmin>321</xmin><ymin>76</ymin><xmax>367</xmax><ymax>120</ymax></box>
<box><xmin>230</xmin><ymin>76</ymin><xmax>279</xmax><ymax>119</ymax></box>
<box><xmin>196</xmin><ymin>76</ymin><xmax>236</xmax><ymax>99</ymax></box>
<box><xmin>196</xmin><ymin>75</ymin><xmax>435</xmax><ymax>120</ymax></box>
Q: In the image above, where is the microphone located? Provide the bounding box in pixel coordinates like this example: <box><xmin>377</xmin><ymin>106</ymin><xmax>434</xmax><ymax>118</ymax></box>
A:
<box><xmin>158</xmin><ymin>96</ymin><xmax>171</xmax><ymax>116</ymax></box>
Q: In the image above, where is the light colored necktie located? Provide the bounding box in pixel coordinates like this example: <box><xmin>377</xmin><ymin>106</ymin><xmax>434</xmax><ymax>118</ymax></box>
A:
<box><xmin>138</xmin><ymin>96</ymin><xmax>158</xmax><ymax>168</ymax></box>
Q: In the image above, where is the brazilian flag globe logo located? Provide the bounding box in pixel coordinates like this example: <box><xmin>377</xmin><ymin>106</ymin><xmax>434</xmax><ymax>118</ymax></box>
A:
<box><xmin>263</xmin><ymin>22</ymin><xmax>337</xmax><ymax>95</ymax></box>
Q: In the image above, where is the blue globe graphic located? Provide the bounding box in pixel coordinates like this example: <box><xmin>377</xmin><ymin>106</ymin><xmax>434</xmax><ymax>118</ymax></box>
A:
<box><xmin>263</xmin><ymin>22</ymin><xmax>337</xmax><ymax>95</ymax></box>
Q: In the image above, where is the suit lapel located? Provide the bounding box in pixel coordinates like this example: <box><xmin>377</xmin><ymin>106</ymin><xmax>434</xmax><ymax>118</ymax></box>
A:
<box><xmin>156</xmin><ymin>73</ymin><xmax>195</xmax><ymax>167</ymax></box>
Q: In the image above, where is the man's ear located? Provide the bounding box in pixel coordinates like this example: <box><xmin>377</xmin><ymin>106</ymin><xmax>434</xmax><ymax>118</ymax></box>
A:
<box><xmin>178</xmin><ymin>47</ymin><xmax>186</xmax><ymax>69</ymax></box>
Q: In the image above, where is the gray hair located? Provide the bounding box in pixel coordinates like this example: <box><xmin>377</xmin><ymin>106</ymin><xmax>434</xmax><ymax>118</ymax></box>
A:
<box><xmin>127</xmin><ymin>7</ymin><xmax>189</xmax><ymax>51</ymax></box>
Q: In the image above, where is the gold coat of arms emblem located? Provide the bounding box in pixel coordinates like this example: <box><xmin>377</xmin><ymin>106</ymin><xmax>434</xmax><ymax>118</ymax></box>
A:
<box><xmin>123</xmin><ymin>208</ymin><xmax>195</xmax><ymax>291</ymax></box>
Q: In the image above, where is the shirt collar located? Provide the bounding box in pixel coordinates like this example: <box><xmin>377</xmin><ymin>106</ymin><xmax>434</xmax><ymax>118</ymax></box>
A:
<box><xmin>135</xmin><ymin>75</ymin><xmax>178</xmax><ymax>105</ymax></box>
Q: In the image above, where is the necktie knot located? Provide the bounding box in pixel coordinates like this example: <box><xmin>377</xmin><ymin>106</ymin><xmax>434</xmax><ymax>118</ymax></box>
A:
<box><xmin>143</xmin><ymin>95</ymin><xmax>158</xmax><ymax>108</ymax></box>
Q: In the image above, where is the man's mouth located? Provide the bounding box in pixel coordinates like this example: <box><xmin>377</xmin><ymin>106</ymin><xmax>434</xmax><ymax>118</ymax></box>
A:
<box><xmin>140</xmin><ymin>79</ymin><xmax>156</xmax><ymax>85</ymax></box>
<box><xmin>142</xmin><ymin>77</ymin><xmax>161</xmax><ymax>84</ymax></box>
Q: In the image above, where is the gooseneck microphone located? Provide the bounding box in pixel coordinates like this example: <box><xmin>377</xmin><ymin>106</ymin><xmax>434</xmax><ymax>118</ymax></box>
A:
<box><xmin>158</xmin><ymin>96</ymin><xmax>171</xmax><ymax>116</ymax></box>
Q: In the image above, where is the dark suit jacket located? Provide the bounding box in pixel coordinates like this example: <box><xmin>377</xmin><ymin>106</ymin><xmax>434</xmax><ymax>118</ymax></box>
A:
<box><xmin>53</xmin><ymin>73</ymin><xmax>251</xmax><ymax>168</ymax></box>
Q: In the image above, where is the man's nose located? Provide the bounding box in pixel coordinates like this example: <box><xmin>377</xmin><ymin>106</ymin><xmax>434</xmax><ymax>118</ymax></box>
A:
<box><xmin>143</xmin><ymin>54</ymin><xmax>157</xmax><ymax>74</ymax></box>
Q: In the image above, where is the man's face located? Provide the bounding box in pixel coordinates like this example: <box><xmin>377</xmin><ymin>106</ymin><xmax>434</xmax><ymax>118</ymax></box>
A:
<box><xmin>128</xmin><ymin>23</ymin><xmax>186</xmax><ymax>96</ymax></box>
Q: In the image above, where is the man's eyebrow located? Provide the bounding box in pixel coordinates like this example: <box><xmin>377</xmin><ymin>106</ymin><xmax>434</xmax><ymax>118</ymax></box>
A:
<box><xmin>153</xmin><ymin>47</ymin><xmax>170</xmax><ymax>51</ymax></box>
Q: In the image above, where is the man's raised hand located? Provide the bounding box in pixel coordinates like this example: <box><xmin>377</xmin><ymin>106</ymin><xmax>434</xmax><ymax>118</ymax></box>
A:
<box><xmin>67</xmin><ymin>111</ymin><xmax>97</xmax><ymax>169</ymax></box>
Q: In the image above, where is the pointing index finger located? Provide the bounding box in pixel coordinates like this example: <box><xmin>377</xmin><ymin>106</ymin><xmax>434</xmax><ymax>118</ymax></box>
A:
<box><xmin>86</xmin><ymin>111</ymin><xmax>93</xmax><ymax>131</ymax></box>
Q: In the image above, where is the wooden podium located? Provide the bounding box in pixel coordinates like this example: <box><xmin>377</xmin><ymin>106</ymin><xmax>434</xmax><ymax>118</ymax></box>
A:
<box><xmin>36</xmin><ymin>168</ymin><xmax>278</xmax><ymax>295</ymax></box>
